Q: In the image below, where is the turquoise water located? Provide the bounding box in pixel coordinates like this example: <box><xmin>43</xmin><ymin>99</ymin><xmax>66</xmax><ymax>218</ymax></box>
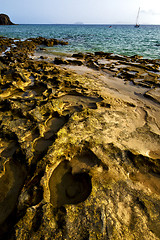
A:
<box><xmin>0</xmin><ymin>24</ymin><xmax>160</xmax><ymax>59</ymax></box>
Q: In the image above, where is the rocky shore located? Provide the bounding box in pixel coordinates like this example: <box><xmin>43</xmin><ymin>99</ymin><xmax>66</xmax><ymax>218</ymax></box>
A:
<box><xmin>0</xmin><ymin>36</ymin><xmax>160</xmax><ymax>239</ymax></box>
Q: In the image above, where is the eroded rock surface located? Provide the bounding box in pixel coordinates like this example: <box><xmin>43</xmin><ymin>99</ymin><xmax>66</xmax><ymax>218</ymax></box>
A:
<box><xmin>0</xmin><ymin>36</ymin><xmax>160</xmax><ymax>239</ymax></box>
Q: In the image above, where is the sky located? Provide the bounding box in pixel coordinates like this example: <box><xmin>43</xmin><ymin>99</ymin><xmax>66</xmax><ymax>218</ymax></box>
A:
<box><xmin>1</xmin><ymin>0</ymin><xmax>160</xmax><ymax>24</ymax></box>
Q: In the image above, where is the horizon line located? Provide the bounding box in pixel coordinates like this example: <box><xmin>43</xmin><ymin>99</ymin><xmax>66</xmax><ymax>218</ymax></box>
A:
<box><xmin>8</xmin><ymin>23</ymin><xmax>160</xmax><ymax>26</ymax></box>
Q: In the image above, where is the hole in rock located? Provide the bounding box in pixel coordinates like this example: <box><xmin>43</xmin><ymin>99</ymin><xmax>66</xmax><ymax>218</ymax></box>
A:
<box><xmin>31</xmin><ymin>205</ymin><xmax>43</xmax><ymax>232</ymax></box>
<box><xmin>0</xmin><ymin>159</ymin><xmax>27</xmax><ymax>234</ymax></box>
<box><xmin>49</xmin><ymin>160</ymin><xmax>92</xmax><ymax>208</ymax></box>
<box><xmin>0</xmin><ymin>99</ymin><xmax>11</xmax><ymax>111</ymax></box>
<box><xmin>58</xmin><ymin>94</ymin><xmax>103</xmax><ymax>110</ymax></box>
<box><xmin>70</xmin><ymin>148</ymin><xmax>103</xmax><ymax>174</ymax></box>
<box><xmin>29</xmin><ymin>82</ymin><xmax>47</xmax><ymax>96</ymax></box>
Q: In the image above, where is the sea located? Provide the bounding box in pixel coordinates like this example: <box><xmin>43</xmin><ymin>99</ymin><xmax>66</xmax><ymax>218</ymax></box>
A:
<box><xmin>0</xmin><ymin>24</ymin><xmax>160</xmax><ymax>59</ymax></box>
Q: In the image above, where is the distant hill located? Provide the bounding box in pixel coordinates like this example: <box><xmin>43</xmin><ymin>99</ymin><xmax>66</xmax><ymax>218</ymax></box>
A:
<box><xmin>74</xmin><ymin>22</ymin><xmax>84</xmax><ymax>25</ymax></box>
<box><xmin>0</xmin><ymin>14</ymin><xmax>15</xmax><ymax>25</ymax></box>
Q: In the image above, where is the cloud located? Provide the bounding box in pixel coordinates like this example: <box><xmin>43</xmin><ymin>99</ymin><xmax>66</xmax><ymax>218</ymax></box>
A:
<box><xmin>141</xmin><ymin>9</ymin><xmax>160</xmax><ymax>15</ymax></box>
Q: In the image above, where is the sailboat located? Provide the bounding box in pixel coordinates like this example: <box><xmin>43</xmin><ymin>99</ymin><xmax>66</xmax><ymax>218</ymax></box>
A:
<box><xmin>135</xmin><ymin>7</ymin><xmax>140</xmax><ymax>27</ymax></box>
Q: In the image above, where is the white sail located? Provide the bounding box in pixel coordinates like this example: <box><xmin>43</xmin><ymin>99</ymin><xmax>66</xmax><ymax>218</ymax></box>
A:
<box><xmin>135</xmin><ymin>7</ymin><xmax>140</xmax><ymax>27</ymax></box>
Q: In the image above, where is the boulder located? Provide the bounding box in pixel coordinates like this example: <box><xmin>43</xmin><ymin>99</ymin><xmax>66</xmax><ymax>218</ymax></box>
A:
<box><xmin>0</xmin><ymin>14</ymin><xmax>15</xmax><ymax>25</ymax></box>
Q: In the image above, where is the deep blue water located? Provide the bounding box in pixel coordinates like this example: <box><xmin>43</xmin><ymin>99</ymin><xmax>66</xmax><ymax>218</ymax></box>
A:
<box><xmin>0</xmin><ymin>24</ymin><xmax>160</xmax><ymax>59</ymax></box>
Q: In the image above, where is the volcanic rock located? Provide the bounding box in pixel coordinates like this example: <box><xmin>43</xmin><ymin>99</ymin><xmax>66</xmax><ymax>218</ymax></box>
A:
<box><xmin>0</xmin><ymin>36</ymin><xmax>160</xmax><ymax>240</ymax></box>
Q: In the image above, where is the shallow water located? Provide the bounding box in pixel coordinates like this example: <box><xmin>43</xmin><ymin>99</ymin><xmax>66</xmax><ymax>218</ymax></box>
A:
<box><xmin>0</xmin><ymin>24</ymin><xmax>160</xmax><ymax>59</ymax></box>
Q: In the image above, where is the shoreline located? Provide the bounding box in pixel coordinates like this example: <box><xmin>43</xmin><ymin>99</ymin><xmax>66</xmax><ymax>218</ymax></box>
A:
<box><xmin>1</xmin><ymin>35</ymin><xmax>159</xmax><ymax>104</ymax></box>
<box><xmin>1</xmin><ymin>25</ymin><xmax>160</xmax><ymax>59</ymax></box>
<box><xmin>0</xmin><ymin>36</ymin><xmax>160</xmax><ymax>239</ymax></box>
